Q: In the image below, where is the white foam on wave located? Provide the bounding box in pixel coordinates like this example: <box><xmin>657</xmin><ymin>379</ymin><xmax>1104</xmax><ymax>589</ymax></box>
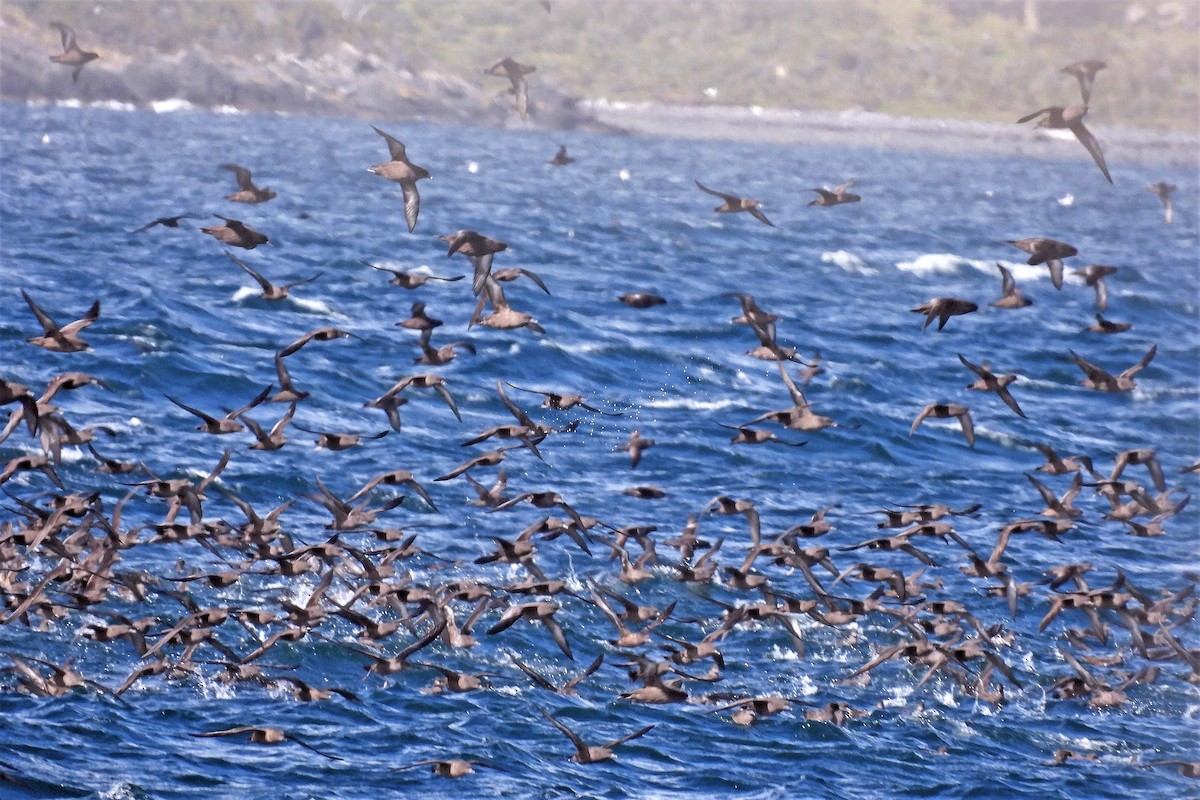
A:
<box><xmin>93</xmin><ymin>100</ymin><xmax>138</xmax><ymax>112</ymax></box>
<box><xmin>642</xmin><ymin>396</ymin><xmax>739</xmax><ymax>411</ymax></box>
<box><xmin>822</xmin><ymin>250</ymin><xmax>877</xmax><ymax>275</ymax></box>
<box><xmin>897</xmin><ymin>253</ymin><xmax>971</xmax><ymax>275</ymax></box>
<box><xmin>897</xmin><ymin>254</ymin><xmax>1048</xmax><ymax>283</ymax></box>
<box><xmin>290</xmin><ymin>296</ymin><xmax>336</xmax><ymax>315</ymax></box>
<box><xmin>150</xmin><ymin>98</ymin><xmax>195</xmax><ymax>113</ymax></box>
<box><xmin>214</xmin><ymin>105</ymin><xmax>242</xmax><ymax>115</ymax></box>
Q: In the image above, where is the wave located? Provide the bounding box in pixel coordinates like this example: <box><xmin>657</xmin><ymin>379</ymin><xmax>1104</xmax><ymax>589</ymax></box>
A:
<box><xmin>53</xmin><ymin>98</ymin><xmax>137</xmax><ymax>112</ymax></box>
<box><xmin>897</xmin><ymin>253</ymin><xmax>1048</xmax><ymax>282</ymax></box>
<box><xmin>822</xmin><ymin>250</ymin><xmax>877</xmax><ymax>274</ymax></box>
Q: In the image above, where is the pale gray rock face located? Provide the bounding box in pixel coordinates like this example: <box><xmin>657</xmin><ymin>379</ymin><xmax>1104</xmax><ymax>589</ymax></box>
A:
<box><xmin>1</xmin><ymin>26</ymin><xmax>617</xmax><ymax>133</ymax></box>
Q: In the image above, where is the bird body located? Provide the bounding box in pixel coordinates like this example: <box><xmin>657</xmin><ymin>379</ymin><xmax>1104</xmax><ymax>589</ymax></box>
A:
<box><xmin>368</xmin><ymin>126</ymin><xmax>430</xmax><ymax>232</ymax></box>
<box><xmin>911</xmin><ymin>297</ymin><xmax>978</xmax><ymax>331</ymax></box>
<box><xmin>1017</xmin><ymin>106</ymin><xmax>1112</xmax><ymax>183</ymax></box>
<box><xmin>695</xmin><ymin>180</ymin><xmax>775</xmax><ymax>226</ymax></box>
<box><xmin>49</xmin><ymin>22</ymin><xmax>98</xmax><ymax>82</ymax></box>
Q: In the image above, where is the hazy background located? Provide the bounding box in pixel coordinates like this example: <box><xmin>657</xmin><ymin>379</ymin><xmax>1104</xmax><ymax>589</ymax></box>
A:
<box><xmin>2</xmin><ymin>0</ymin><xmax>1197</xmax><ymax>134</ymax></box>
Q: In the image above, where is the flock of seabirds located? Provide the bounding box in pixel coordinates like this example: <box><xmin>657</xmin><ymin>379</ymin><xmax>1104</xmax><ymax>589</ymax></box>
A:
<box><xmin>1</xmin><ymin>18</ymin><xmax>1196</xmax><ymax>786</ymax></box>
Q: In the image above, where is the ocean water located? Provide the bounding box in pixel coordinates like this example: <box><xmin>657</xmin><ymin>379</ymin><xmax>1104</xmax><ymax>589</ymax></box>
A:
<box><xmin>0</xmin><ymin>101</ymin><xmax>1197</xmax><ymax>799</ymax></box>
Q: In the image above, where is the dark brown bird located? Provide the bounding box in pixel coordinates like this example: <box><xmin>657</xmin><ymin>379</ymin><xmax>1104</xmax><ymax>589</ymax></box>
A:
<box><xmin>201</xmin><ymin>215</ymin><xmax>269</xmax><ymax>249</ymax></box>
<box><xmin>367</xmin><ymin>261</ymin><xmax>462</xmax><ymax>289</ymax></box>
<box><xmin>990</xmin><ymin>263</ymin><xmax>1032</xmax><ymax>309</ymax></box>
<box><xmin>278</xmin><ymin>327</ymin><xmax>360</xmax><ymax>357</ymax></box>
<box><xmin>911</xmin><ymin>298</ymin><xmax>978</xmax><ymax>331</ymax></box>
<box><xmin>470</xmin><ymin>276</ymin><xmax>545</xmax><ymax>334</ymax></box>
<box><xmin>484</xmin><ymin>57</ymin><xmax>536</xmax><ymax>119</ymax></box>
<box><xmin>397</xmin><ymin>302</ymin><xmax>443</xmax><ymax>332</ymax></box>
<box><xmin>911</xmin><ymin>403</ymin><xmax>974</xmax><ymax>447</ymax></box>
<box><xmin>292</xmin><ymin>424</ymin><xmax>388</xmax><ymax>451</ymax></box>
<box><xmin>695</xmin><ymin>180</ymin><xmax>774</xmax><ymax>226</ymax></box>
<box><xmin>48</xmin><ymin>22</ymin><xmax>98</xmax><ymax>82</ymax></box>
<box><xmin>441</xmin><ymin>230</ymin><xmax>510</xmax><ymax>295</ymax></box>
<box><xmin>1060</xmin><ymin>60</ymin><xmax>1106</xmax><ymax>105</ymax></box>
<box><xmin>165</xmin><ymin>385</ymin><xmax>270</xmax><ymax>435</ymax></box>
<box><xmin>624</xmin><ymin>486</ymin><xmax>667</xmax><ymax>499</ymax></box>
<box><xmin>1146</xmin><ymin>182</ymin><xmax>1176</xmax><ymax>224</ymax></box>
<box><xmin>548</xmin><ymin>145</ymin><xmax>575</xmax><ymax>166</ymax></box>
<box><xmin>21</xmin><ymin>290</ymin><xmax>99</xmax><ymax>353</ymax></box>
<box><xmin>219</xmin><ymin>164</ymin><xmax>276</xmax><ymax>203</ymax></box>
<box><xmin>435</xmin><ymin>444</ymin><xmax>534</xmax><ymax>482</ymax></box>
<box><xmin>492</xmin><ymin>267</ymin><xmax>550</xmax><ymax>295</ymax></box>
<box><xmin>226</xmin><ymin>251</ymin><xmax>321</xmax><ymax>301</ymax></box>
<box><xmin>1085</xmin><ymin>313</ymin><xmax>1131</xmax><ymax>334</ymax></box>
<box><xmin>1110</xmin><ymin>448</ymin><xmax>1167</xmax><ymax>493</ymax></box>
<box><xmin>1007</xmin><ymin>238</ymin><xmax>1078</xmax><ymax>290</ymax></box>
<box><xmin>413</xmin><ymin>329</ymin><xmax>475</xmax><ymax>366</ymax></box>
<box><xmin>394</xmin><ymin>758</ymin><xmax>494</xmax><ymax>778</ymax></box>
<box><xmin>505</xmin><ymin>383</ymin><xmax>619</xmax><ymax>415</ymax></box>
<box><xmin>242</xmin><ymin>403</ymin><xmax>296</xmax><ymax>451</ymax></box>
<box><xmin>1069</xmin><ymin>344</ymin><xmax>1156</xmax><ymax>392</ymax></box>
<box><xmin>807</xmin><ymin>180</ymin><xmax>861</xmax><ymax>206</ymax></box>
<box><xmin>959</xmin><ymin>354</ymin><xmax>1026</xmax><ymax>418</ymax></box>
<box><xmin>539</xmin><ymin>706</ymin><xmax>653</xmax><ymax>764</ymax></box>
<box><xmin>618</xmin><ymin>430</ymin><xmax>655</xmax><ymax>468</ymax></box>
<box><xmin>1072</xmin><ymin>264</ymin><xmax>1118</xmax><ymax>311</ymax></box>
<box><xmin>1017</xmin><ymin>106</ymin><xmax>1112</xmax><ymax>183</ymax></box>
<box><xmin>512</xmin><ymin>653</ymin><xmax>603</xmax><ymax>696</ymax></box>
<box><xmin>619</xmin><ymin>292</ymin><xmax>667</xmax><ymax>308</ymax></box>
<box><xmin>379</xmin><ymin>374</ymin><xmax>462</xmax><ymax>421</ymax></box>
<box><xmin>270</xmin><ymin>353</ymin><xmax>309</xmax><ymax>403</ymax></box>
<box><xmin>368</xmin><ymin>126</ymin><xmax>431</xmax><ymax>233</ymax></box>
<box><xmin>189</xmin><ymin>726</ymin><xmax>342</xmax><ymax>761</ymax></box>
<box><xmin>130</xmin><ymin>214</ymin><xmax>203</xmax><ymax>234</ymax></box>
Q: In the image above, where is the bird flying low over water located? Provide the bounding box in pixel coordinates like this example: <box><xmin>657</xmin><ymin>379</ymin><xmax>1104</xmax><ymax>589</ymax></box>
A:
<box><xmin>1007</xmin><ymin>238</ymin><xmax>1077</xmax><ymax>290</ymax></box>
<box><xmin>1069</xmin><ymin>344</ymin><xmax>1157</xmax><ymax>392</ymax></box>
<box><xmin>1146</xmin><ymin>182</ymin><xmax>1176</xmax><ymax>224</ymax></box>
<box><xmin>226</xmin><ymin>251</ymin><xmax>321</xmax><ymax>301</ymax></box>
<box><xmin>441</xmin><ymin>230</ymin><xmax>510</xmax><ymax>295</ymax></box>
<box><xmin>911</xmin><ymin>402</ymin><xmax>975</xmax><ymax>447</ymax></box>
<box><xmin>201</xmin><ymin>215</ymin><xmax>269</xmax><ymax>249</ymax></box>
<box><xmin>958</xmin><ymin>354</ymin><xmax>1026</xmax><ymax>418</ymax></box>
<box><xmin>990</xmin><ymin>263</ymin><xmax>1032</xmax><ymax>309</ymax></box>
<box><xmin>368</xmin><ymin>126</ymin><xmax>431</xmax><ymax>233</ymax></box>
<box><xmin>695</xmin><ymin>180</ymin><xmax>775</xmax><ymax>227</ymax></box>
<box><xmin>1017</xmin><ymin>105</ymin><xmax>1112</xmax><ymax>183</ymax></box>
<box><xmin>130</xmin><ymin>214</ymin><xmax>203</xmax><ymax>234</ymax></box>
<box><xmin>1072</xmin><ymin>264</ymin><xmax>1118</xmax><ymax>311</ymax></box>
<box><xmin>808</xmin><ymin>180</ymin><xmax>861</xmax><ymax>206</ymax></box>
<box><xmin>21</xmin><ymin>290</ymin><xmax>100</xmax><ymax>353</ymax></box>
<box><xmin>48</xmin><ymin>22</ymin><xmax>98</xmax><ymax>82</ymax></box>
<box><xmin>910</xmin><ymin>298</ymin><xmax>978</xmax><ymax>331</ymax></box>
<box><xmin>219</xmin><ymin>164</ymin><xmax>276</xmax><ymax>204</ymax></box>
<box><xmin>189</xmin><ymin>726</ymin><xmax>343</xmax><ymax>761</ymax></box>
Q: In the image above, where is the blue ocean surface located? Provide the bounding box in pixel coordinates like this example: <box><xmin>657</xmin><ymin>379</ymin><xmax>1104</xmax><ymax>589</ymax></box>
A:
<box><xmin>0</xmin><ymin>101</ymin><xmax>1197</xmax><ymax>799</ymax></box>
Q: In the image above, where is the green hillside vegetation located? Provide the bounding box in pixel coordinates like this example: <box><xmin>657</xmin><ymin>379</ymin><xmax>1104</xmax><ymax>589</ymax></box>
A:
<box><xmin>8</xmin><ymin>0</ymin><xmax>1197</xmax><ymax>132</ymax></box>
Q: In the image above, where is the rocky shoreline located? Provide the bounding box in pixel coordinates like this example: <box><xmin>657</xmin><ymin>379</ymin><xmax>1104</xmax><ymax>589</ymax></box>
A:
<box><xmin>1</xmin><ymin>18</ymin><xmax>618</xmax><ymax>133</ymax></box>
<box><xmin>3</xmin><ymin>16</ymin><xmax>1195</xmax><ymax>167</ymax></box>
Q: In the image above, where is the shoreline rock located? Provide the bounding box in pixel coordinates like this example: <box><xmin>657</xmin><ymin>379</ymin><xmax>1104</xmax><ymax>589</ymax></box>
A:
<box><xmin>4</xmin><ymin>16</ymin><xmax>1194</xmax><ymax>165</ymax></box>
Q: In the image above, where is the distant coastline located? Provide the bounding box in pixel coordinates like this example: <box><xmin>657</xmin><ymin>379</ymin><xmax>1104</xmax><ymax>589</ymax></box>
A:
<box><xmin>4</xmin><ymin>2</ymin><xmax>1195</xmax><ymax>167</ymax></box>
<box><xmin>582</xmin><ymin>100</ymin><xmax>1200</xmax><ymax>168</ymax></box>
